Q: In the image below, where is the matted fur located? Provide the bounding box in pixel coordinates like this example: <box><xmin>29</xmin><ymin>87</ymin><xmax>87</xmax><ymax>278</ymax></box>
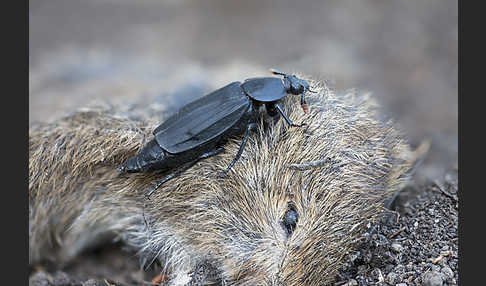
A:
<box><xmin>29</xmin><ymin>76</ymin><xmax>417</xmax><ymax>285</ymax></box>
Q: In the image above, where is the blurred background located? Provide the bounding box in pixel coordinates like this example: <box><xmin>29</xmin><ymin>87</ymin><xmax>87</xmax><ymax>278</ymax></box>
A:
<box><xmin>29</xmin><ymin>0</ymin><xmax>457</xmax><ymax>183</ymax></box>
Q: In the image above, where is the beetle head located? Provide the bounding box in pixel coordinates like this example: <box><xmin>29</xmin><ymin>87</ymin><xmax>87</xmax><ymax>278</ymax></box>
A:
<box><xmin>270</xmin><ymin>68</ymin><xmax>310</xmax><ymax>114</ymax></box>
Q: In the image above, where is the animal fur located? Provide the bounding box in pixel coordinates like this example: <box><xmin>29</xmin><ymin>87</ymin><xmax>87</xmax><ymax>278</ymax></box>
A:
<box><xmin>29</xmin><ymin>76</ymin><xmax>419</xmax><ymax>285</ymax></box>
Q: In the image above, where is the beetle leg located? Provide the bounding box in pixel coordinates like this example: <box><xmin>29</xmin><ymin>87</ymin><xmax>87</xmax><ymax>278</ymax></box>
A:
<box><xmin>146</xmin><ymin>147</ymin><xmax>224</xmax><ymax>198</ymax></box>
<box><xmin>301</xmin><ymin>87</ymin><xmax>309</xmax><ymax>114</ymax></box>
<box><xmin>265</xmin><ymin>103</ymin><xmax>279</xmax><ymax>117</ymax></box>
<box><xmin>145</xmin><ymin>161</ymin><xmax>195</xmax><ymax>198</ymax></box>
<box><xmin>274</xmin><ymin>103</ymin><xmax>306</xmax><ymax>127</ymax></box>
<box><xmin>220</xmin><ymin>123</ymin><xmax>257</xmax><ymax>176</ymax></box>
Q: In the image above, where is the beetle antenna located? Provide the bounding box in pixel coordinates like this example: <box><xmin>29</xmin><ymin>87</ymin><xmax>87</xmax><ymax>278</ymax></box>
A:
<box><xmin>269</xmin><ymin>68</ymin><xmax>287</xmax><ymax>76</ymax></box>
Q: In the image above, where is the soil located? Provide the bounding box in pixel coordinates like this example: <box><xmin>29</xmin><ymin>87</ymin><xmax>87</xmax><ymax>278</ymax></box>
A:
<box><xmin>336</xmin><ymin>168</ymin><xmax>459</xmax><ymax>286</ymax></box>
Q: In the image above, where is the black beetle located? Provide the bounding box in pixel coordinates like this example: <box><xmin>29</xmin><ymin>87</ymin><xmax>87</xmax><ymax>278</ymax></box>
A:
<box><xmin>120</xmin><ymin>69</ymin><xmax>310</xmax><ymax>197</ymax></box>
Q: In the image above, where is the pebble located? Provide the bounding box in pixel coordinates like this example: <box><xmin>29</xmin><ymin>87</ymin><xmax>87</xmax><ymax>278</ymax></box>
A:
<box><xmin>430</xmin><ymin>264</ymin><xmax>441</xmax><ymax>272</ymax></box>
<box><xmin>405</xmin><ymin>263</ymin><xmax>414</xmax><ymax>271</ymax></box>
<box><xmin>349</xmin><ymin>251</ymin><xmax>360</xmax><ymax>263</ymax></box>
<box><xmin>29</xmin><ymin>271</ymin><xmax>50</xmax><ymax>286</ymax></box>
<box><xmin>52</xmin><ymin>271</ymin><xmax>74</xmax><ymax>285</ymax></box>
<box><xmin>386</xmin><ymin>272</ymin><xmax>398</xmax><ymax>284</ymax></box>
<box><xmin>385</xmin><ymin>264</ymin><xmax>395</xmax><ymax>272</ymax></box>
<box><xmin>394</xmin><ymin>264</ymin><xmax>405</xmax><ymax>273</ymax></box>
<box><xmin>357</xmin><ymin>265</ymin><xmax>367</xmax><ymax>273</ymax></box>
<box><xmin>396</xmin><ymin>283</ymin><xmax>408</xmax><ymax>286</ymax></box>
<box><xmin>391</xmin><ymin>243</ymin><xmax>403</xmax><ymax>253</ymax></box>
<box><xmin>422</xmin><ymin>271</ymin><xmax>443</xmax><ymax>286</ymax></box>
<box><xmin>441</xmin><ymin>265</ymin><xmax>454</xmax><ymax>279</ymax></box>
<box><xmin>82</xmin><ymin>279</ymin><xmax>107</xmax><ymax>286</ymax></box>
<box><xmin>346</xmin><ymin>279</ymin><xmax>358</xmax><ymax>286</ymax></box>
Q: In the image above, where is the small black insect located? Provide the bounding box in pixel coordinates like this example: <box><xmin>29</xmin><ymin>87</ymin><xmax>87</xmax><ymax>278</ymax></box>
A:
<box><xmin>120</xmin><ymin>69</ymin><xmax>311</xmax><ymax>197</ymax></box>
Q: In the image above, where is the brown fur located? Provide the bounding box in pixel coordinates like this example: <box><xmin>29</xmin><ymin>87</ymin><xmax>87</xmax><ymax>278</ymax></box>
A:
<box><xmin>29</xmin><ymin>76</ymin><xmax>418</xmax><ymax>285</ymax></box>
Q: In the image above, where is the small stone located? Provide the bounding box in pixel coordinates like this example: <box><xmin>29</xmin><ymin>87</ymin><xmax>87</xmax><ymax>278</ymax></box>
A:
<box><xmin>349</xmin><ymin>251</ymin><xmax>360</xmax><ymax>263</ymax></box>
<box><xmin>414</xmin><ymin>221</ymin><xmax>419</xmax><ymax>228</ymax></box>
<box><xmin>357</xmin><ymin>265</ymin><xmax>367</xmax><ymax>273</ymax></box>
<box><xmin>441</xmin><ymin>266</ymin><xmax>454</xmax><ymax>279</ymax></box>
<box><xmin>405</xmin><ymin>263</ymin><xmax>414</xmax><ymax>271</ymax></box>
<box><xmin>422</xmin><ymin>271</ymin><xmax>443</xmax><ymax>286</ymax></box>
<box><xmin>385</xmin><ymin>264</ymin><xmax>395</xmax><ymax>272</ymax></box>
<box><xmin>391</xmin><ymin>243</ymin><xmax>404</xmax><ymax>253</ymax></box>
<box><xmin>396</xmin><ymin>283</ymin><xmax>408</xmax><ymax>286</ymax></box>
<box><xmin>438</xmin><ymin>257</ymin><xmax>448</xmax><ymax>267</ymax></box>
<box><xmin>394</xmin><ymin>264</ymin><xmax>405</xmax><ymax>273</ymax></box>
<box><xmin>82</xmin><ymin>279</ymin><xmax>106</xmax><ymax>286</ymax></box>
<box><xmin>346</xmin><ymin>279</ymin><xmax>358</xmax><ymax>286</ymax></box>
<box><xmin>430</xmin><ymin>264</ymin><xmax>441</xmax><ymax>272</ymax></box>
<box><xmin>371</xmin><ymin>268</ymin><xmax>384</xmax><ymax>282</ymax></box>
<box><xmin>52</xmin><ymin>271</ymin><xmax>74</xmax><ymax>285</ymax></box>
<box><xmin>386</xmin><ymin>272</ymin><xmax>398</xmax><ymax>284</ymax></box>
<box><xmin>29</xmin><ymin>272</ymin><xmax>51</xmax><ymax>286</ymax></box>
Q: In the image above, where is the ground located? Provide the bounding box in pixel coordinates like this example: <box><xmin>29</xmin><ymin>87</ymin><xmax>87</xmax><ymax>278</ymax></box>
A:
<box><xmin>336</xmin><ymin>168</ymin><xmax>458</xmax><ymax>286</ymax></box>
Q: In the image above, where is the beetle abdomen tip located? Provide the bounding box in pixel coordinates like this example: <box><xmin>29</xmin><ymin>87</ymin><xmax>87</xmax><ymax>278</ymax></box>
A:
<box><xmin>119</xmin><ymin>157</ymin><xmax>141</xmax><ymax>173</ymax></box>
